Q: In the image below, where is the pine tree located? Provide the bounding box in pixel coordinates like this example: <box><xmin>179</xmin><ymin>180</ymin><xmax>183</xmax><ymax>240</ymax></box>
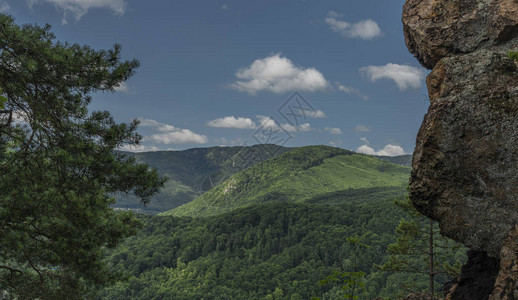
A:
<box><xmin>376</xmin><ymin>196</ymin><xmax>464</xmax><ymax>299</ymax></box>
<box><xmin>0</xmin><ymin>14</ymin><xmax>165</xmax><ymax>298</ymax></box>
<box><xmin>315</xmin><ymin>233</ymin><xmax>370</xmax><ymax>299</ymax></box>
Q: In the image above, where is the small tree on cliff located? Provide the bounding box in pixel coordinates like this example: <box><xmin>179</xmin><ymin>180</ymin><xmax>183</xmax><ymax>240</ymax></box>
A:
<box><xmin>376</xmin><ymin>196</ymin><xmax>464</xmax><ymax>298</ymax></box>
<box><xmin>0</xmin><ymin>14</ymin><xmax>165</xmax><ymax>298</ymax></box>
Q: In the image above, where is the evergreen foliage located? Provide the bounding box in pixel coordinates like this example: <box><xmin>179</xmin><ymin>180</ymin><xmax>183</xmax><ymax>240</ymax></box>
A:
<box><xmin>316</xmin><ymin>234</ymin><xmax>370</xmax><ymax>299</ymax></box>
<box><xmin>376</xmin><ymin>196</ymin><xmax>465</xmax><ymax>298</ymax></box>
<box><xmin>99</xmin><ymin>198</ymin><xmax>466</xmax><ymax>299</ymax></box>
<box><xmin>0</xmin><ymin>14</ymin><xmax>165</xmax><ymax>298</ymax></box>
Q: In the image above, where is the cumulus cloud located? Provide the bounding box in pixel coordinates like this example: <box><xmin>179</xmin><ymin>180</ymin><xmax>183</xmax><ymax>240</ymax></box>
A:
<box><xmin>360</xmin><ymin>63</ymin><xmax>425</xmax><ymax>90</ymax></box>
<box><xmin>138</xmin><ymin>118</ymin><xmax>208</xmax><ymax>145</ymax></box>
<box><xmin>356</xmin><ymin>144</ymin><xmax>407</xmax><ymax>157</ymax></box>
<box><xmin>28</xmin><ymin>0</ymin><xmax>127</xmax><ymax>24</ymax></box>
<box><xmin>325</xmin><ymin>127</ymin><xmax>342</xmax><ymax>135</ymax></box>
<box><xmin>297</xmin><ymin>123</ymin><xmax>312</xmax><ymax>132</ymax></box>
<box><xmin>256</xmin><ymin>115</ymin><xmax>278</xmax><ymax>130</ymax></box>
<box><xmin>360</xmin><ymin>137</ymin><xmax>370</xmax><ymax>144</ymax></box>
<box><xmin>336</xmin><ymin>83</ymin><xmax>369</xmax><ymax>100</ymax></box>
<box><xmin>256</xmin><ymin>115</ymin><xmax>311</xmax><ymax>133</ymax></box>
<box><xmin>118</xmin><ymin>144</ymin><xmax>161</xmax><ymax>153</ymax></box>
<box><xmin>230</xmin><ymin>54</ymin><xmax>329</xmax><ymax>95</ymax></box>
<box><xmin>138</xmin><ymin>118</ymin><xmax>161</xmax><ymax>127</ymax></box>
<box><xmin>114</xmin><ymin>82</ymin><xmax>130</xmax><ymax>94</ymax></box>
<box><xmin>149</xmin><ymin>130</ymin><xmax>208</xmax><ymax>145</ymax></box>
<box><xmin>207</xmin><ymin>116</ymin><xmax>257</xmax><ymax>129</ymax></box>
<box><xmin>354</xmin><ymin>125</ymin><xmax>371</xmax><ymax>132</ymax></box>
<box><xmin>307</xmin><ymin>110</ymin><xmax>326</xmax><ymax>118</ymax></box>
<box><xmin>325</xmin><ymin>11</ymin><xmax>382</xmax><ymax>40</ymax></box>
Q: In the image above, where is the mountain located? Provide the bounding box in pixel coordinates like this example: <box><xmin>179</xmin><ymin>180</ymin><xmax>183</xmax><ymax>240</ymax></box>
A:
<box><xmin>376</xmin><ymin>154</ymin><xmax>413</xmax><ymax>167</ymax></box>
<box><xmin>100</xmin><ymin>146</ymin><xmax>464</xmax><ymax>299</ymax></box>
<box><xmin>164</xmin><ymin>145</ymin><xmax>411</xmax><ymax>218</ymax></box>
<box><xmin>114</xmin><ymin>144</ymin><xmax>292</xmax><ymax>214</ymax></box>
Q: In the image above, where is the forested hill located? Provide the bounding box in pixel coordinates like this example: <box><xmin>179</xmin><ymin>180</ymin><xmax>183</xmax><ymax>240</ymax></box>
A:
<box><xmin>100</xmin><ymin>201</ymin><xmax>408</xmax><ymax>299</ymax></box>
<box><xmin>164</xmin><ymin>145</ymin><xmax>410</xmax><ymax>218</ymax></box>
<box><xmin>114</xmin><ymin>144</ymin><xmax>292</xmax><ymax>213</ymax></box>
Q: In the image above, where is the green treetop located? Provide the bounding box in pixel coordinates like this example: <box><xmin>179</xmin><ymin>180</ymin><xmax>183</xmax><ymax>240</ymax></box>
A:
<box><xmin>0</xmin><ymin>14</ymin><xmax>165</xmax><ymax>299</ymax></box>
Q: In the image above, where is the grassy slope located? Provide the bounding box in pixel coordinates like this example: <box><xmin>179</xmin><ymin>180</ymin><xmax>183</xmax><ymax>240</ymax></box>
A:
<box><xmin>164</xmin><ymin>145</ymin><xmax>410</xmax><ymax>217</ymax></box>
<box><xmin>114</xmin><ymin>145</ymin><xmax>291</xmax><ymax>213</ymax></box>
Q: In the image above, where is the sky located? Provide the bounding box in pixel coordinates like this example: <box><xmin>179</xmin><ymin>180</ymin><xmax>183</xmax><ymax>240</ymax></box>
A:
<box><xmin>2</xmin><ymin>0</ymin><xmax>430</xmax><ymax>156</ymax></box>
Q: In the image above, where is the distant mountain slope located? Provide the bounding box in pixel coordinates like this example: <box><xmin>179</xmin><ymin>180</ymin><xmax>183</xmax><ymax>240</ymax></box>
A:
<box><xmin>164</xmin><ymin>145</ymin><xmax>410</xmax><ymax>217</ymax></box>
<box><xmin>376</xmin><ymin>154</ymin><xmax>413</xmax><ymax>167</ymax></box>
<box><xmin>114</xmin><ymin>145</ymin><xmax>291</xmax><ymax>214</ymax></box>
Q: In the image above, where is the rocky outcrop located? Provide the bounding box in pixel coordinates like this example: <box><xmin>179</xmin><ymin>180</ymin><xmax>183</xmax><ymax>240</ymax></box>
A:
<box><xmin>403</xmin><ymin>0</ymin><xmax>518</xmax><ymax>69</ymax></box>
<box><xmin>403</xmin><ymin>0</ymin><xmax>518</xmax><ymax>298</ymax></box>
<box><xmin>410</xmin><ymin>50</ymin><xmax>518</xmax><ymax>258</ymax></box>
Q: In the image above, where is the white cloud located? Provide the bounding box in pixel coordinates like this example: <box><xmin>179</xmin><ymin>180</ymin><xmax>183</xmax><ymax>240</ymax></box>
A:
<box><xmin>256</xmin><ymin>115</ymin><xmax>311</xmax><ymax>133</ymax></box>
<box><xmin>356</xmin><ymin>144</ymin><xmax>407</xmax><ymax>157</ymax></box>
<box><xmin>354</xmin><ymin>125</ymin><xmax>371</xmax><ymax>132</ymax></box>
<box><xmin>0</xmin><ymin>1</ymin><xmax>10</xmax><ymax>12</ymax></box>
<box><xmin>118</xmin><ymin>144</ymin><xmax>161</xmax><ymax>153</ymax></box>
<box><xmin>298</xmin><ymin>123</ymin><xmax>312</xmax><ymax>132</ymax></box>
<box><xmin>230</xmin><ymin>54</ymin><xmax>329</xmax><ymax>95</ymax></box>
<box><xmin>325</xmin><ymin>11</ymin><xmax>382</xmax><ymax>40</ymax></box>
<box><xmin>138</xmin><ymin>118</ymin><xmax>161</xmax><ymax>127</ymax></box>
<box><xmin>138</xmin><ymin>117</ymin><xmax>208</xmax><ymax>145</ymax></box>
<box><xmin>281</xmin><ymin>122</ymin><xmax>311</xmax><ymax>132</ymax></box>
<box><xmin>149</xmin><ymin>130</ymin><xmax>208</xmax><ymax>145</ymax></box>
<box><xmin>257</xmin><ymin>115</ymin><xmax>278</xmax><ymax>130</ymax></box>
<box><xmin>221</xmin><ymin>4</ymin><xmax>228</xmax><ymax>10</ymax></box>
<box><xmin>325</xmin><ymin>127</ymin><xmax>342</xmax><ymax>135</ymax></box>
<box><xmin>28</xmin><ymin>0</ymin><xmax>127</xmax><ymax>24</ymax></box>
<box><xmin>281</xmin><ymin>123</ymin><xmax>297</xmax><ymax>132</ymax></box>
<box><xmin>114</xmin><ymin>82</ymin><xmax>131</xmax><ymax>94</ymax></box>
<box><xmin>336</xmin><ymin>83</ymin><xmax>369</xmax><ymax>100</ymax></box>
<box><xmin>207</xmin><ymin>116</ymin><xmax>257</xmax><ymax>129</ymax></box>
<box><xmin>360</xmin><ymin>63</ymin><xmax>425</xmax><ymax>90</ymax></box>
<box><xmin>360</xmin><ymin>137</ymin><xmax>370</xmax><ymax>144</ymax></box>
<box><xmin>307</xmin><ymin>110</ymin><xmax>326</xmax><ymax>118</ymax></box>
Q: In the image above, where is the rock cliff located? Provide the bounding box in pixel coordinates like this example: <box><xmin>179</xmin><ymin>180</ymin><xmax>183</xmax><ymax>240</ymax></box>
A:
<box><xmin>403</xmin><ymin>0</ymin><xmax>518</xmax><ymax>298</ymax></box>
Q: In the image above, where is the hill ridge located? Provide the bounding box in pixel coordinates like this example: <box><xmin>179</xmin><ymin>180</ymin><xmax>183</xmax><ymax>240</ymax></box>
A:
<box><xmin>164</xmin><ymin>145</ymin><xmax>410</xmax><ymax>217</ymax></box>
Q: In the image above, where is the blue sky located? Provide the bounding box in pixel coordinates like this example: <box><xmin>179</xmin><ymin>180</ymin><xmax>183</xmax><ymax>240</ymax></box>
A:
<box><xmin>4</xmin><ymin>0</ymin><xmax>429</xmax><ymax>156</ymax></box>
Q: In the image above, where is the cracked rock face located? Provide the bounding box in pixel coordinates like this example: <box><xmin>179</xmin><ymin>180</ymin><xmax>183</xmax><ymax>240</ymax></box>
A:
<box><xmin>403</xmin><ymin>0</ymin><xmax>518</xmax><ymax>69</ymax></box>
<box><xmin>404</xmin><ymin>0</ymin><xmax>518</xmax><ymax>297</ymax></box>
<box><xmin>410</xmin><ymin>50</ymin><xmax>518</xmax><ymax>258</ymax></box>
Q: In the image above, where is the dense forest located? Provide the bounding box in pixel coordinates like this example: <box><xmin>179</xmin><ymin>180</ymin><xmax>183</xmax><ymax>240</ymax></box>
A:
<box><xmin>99</xmin><ymin>198</ymin><xmax>466</xmax><ymax>299</ymax></box>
